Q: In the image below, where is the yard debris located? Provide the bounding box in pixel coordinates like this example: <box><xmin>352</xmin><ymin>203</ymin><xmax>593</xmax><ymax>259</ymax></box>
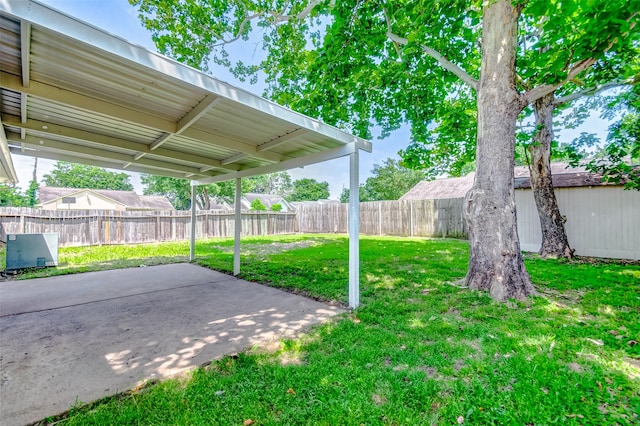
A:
<box><xmin>568</xmin><ymin>362</ymin><xmax>584</xmax><ymax>373</ymax></box>
<box><xmin>372</xmin><ymin>393</ymin><xmax>387</xmax><ymax>405</ymax></box>
<box><xmin>565</xmin><ymin>414</ymin><xmax>585</xmax><ymax>419</ymax></box>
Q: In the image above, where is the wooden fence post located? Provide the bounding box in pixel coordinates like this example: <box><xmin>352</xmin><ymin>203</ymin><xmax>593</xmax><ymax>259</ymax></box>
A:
<box><xmin>410</xmin><ymin>201</ymin><xmax>414</xmax><ymax>238</ymax></box>
<box><xmin>116</xmin><ymin>211</ymin><xmax>121</xmax><ymax>244</ymax></box>
<box><xmin>97</xmin><ymin>214</ymin><xmax>102</xmax><ymax>246</ymax></box>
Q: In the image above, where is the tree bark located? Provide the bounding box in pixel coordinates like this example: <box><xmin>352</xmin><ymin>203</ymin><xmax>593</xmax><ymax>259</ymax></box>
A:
<box><xmin>528</xmin><ymin>93</ymin><xmax>574</xmax><ymax>259</ymax></box>
<box><xmin>198</xmin><ymin>187</ymin><xmax>211</xmax><ymax>210</ymax></box>
<box><xmin>463</xmin><ymin>0</ymin><xmax>535</xmax><ymax>300</ymax></box>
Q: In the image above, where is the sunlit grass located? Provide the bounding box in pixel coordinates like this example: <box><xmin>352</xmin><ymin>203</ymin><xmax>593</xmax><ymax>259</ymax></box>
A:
<box><xmin>3</xmin><ymin>235</ymin><xmax>638</xmax><ymax>425</ymax></box>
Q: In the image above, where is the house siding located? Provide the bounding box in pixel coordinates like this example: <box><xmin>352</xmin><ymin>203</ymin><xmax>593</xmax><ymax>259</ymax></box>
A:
<box><xmin>41</xmin><ymin>192</ymin><xmax>124</xmax><ymax>211</ymax></box>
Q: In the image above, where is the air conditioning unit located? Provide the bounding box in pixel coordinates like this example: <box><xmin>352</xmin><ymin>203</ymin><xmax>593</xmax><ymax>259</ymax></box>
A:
<box><xmin>5</xmin><ymin>233</ymin><xmax>59</xmax><ymax>271</ymax></box>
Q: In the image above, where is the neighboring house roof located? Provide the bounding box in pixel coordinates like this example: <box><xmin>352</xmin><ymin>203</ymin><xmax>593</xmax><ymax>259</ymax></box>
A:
<box><xmin>201</xmin><ymin>197</ymin><xmax>233</xmax><ymax>211</ymax></box>
<box><xmin>401</xmin><ymin>163</ymin><xmax>612</xmax><ymax>200</ymax></box>
<box><xmin>290</xmin><ymin>200</ymin><xmax>342</xmax><ymax>208</ymax></box>
<box><xmin>38</xmin><ymin>186</ymin><xmax>82</xmax><ymax>203</ymax></box>
<box><xmin>139</xmin><ymin>195</ymin><xmax>175</xmax><ymax>210</ymax></box>
<box><xmin>38</xmin><ymin>187</ymin><xmax>173</xmax><ymax>210</ymax></box>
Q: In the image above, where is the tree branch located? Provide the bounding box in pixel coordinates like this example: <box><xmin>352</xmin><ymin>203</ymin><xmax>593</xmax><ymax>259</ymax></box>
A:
<box><xmin>522</xmin><ymin>58</ymin><xmax>596</xmax><ymax>105</ymax></box>
<box><xmin>383</xmin><ymin>8</ymin><xmax>403</xmax><ymax>60</ymax></box>
<box><xmin>209</xmin><ymin>12</ymin><xmax>265</xmax><ymax>47</ymax></box>
<box><xmin>523</xmin><ymin>11</ymin><xmax>638</xmax><ymax>107</ymax></box>
<box><xmin>553</xmin><ymin>76</ymin><xmax>639</xmax><ymax>106</ymax></box>
<box><xmin>386</xmin><ymin>32</ymin><xmax>478</xmax><ymax>91</ymax></box>
<box><xmin>209</xmin><ymin>0</ymin><xmax>334</xmax><ymax>48</ymax></box>
<box><xmin>270</xmin><ymin>0</ymin><xmax>335</xmax><ymax>23</ymax></box>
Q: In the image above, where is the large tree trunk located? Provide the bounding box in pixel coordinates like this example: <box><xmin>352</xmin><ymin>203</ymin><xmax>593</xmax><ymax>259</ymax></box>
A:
<box><xmin>528</xmin><ymin>93</ymin><xmax>574</xmax><ymax>259</ymax></box>
<box><xmin>463</xmin><ymin>0</ymin><xmax>535</xmax><ymax>300</ymax></box>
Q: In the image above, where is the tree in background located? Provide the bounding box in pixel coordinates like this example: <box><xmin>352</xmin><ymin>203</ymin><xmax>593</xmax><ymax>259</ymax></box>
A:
<box><xmin>142</xmin><ymin>172</ymin><xmax>294</xmax><ymax>210</ymax></box>
<box><xmin>339</xmin><ymin>185</ymin><xmax>370</xmax><ymax>204</ymax></box>
<box><xmin>43</xmin><ymin>162</ymin><xmax>133</xmax><ymax>191</ymax></box>
<box><xmin>27</xmin><ymin>157</ymin><xmax>39</xmax><ymax>206</ymax></box>
<box><xmin>270</xmin><ymin>203</ymin><xmax>283</xmax><ymax>212</ymax></box>
<box><xmin>132</xmin><ymin>0</ymin><xmax>634</xmax><ymax>300</ymax></box>
<box><xmin>571</xmin><ymin>85</ymin><xmax>640</xmax><ymax>190</ymax></box>
<box><xmin>250</xmin><ymin>198</ymin><xmax>267</xmax><ymax>211</ymax></box>
<box><xmin>25</xmin><ymin>180</ymin><xmax>38</xmax><ymax>207</ymax></box>
<box><xmin>288</xmin><ymin>178</ymin><xmax>329</xmax><ymax>202</ymax></box>
<box><xmin>341</xmin><ymin>158</ymin><xmax>425</xmax><ymax>203</ymax></box>
<box><xmin>0</xmin><ymin>184</ymin><xmax>30</xmax><ymax>207</ymax></box>
<box><xmin>249</xmin><ymin>172</ymin><xmax>293</xmax><ymax>197</ymax></box>
<box><xmin>141</xmin><ymin>174</ymin><xmax>240</xmax><ymax>210</ymax></box>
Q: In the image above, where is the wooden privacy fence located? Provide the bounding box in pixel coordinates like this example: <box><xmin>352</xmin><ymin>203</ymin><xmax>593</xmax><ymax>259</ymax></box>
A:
<box><xmin>3</xmin><ymin>191</ymin><xmax>637</xmax><ymax>259</ymax></box>
<box><xmin>296</xmin><ymin>198</ymin><xmax>467</xmax><ymax>238</ymax></box>
<box><xmin>0</xmin><ymin>208</ymin><xmax>297</xmax><ymax>247</ymax></box>
<box><xmin>0</xmin><ymin>199</ymin><xmax>467</xmax><ymax>247</ymax></box>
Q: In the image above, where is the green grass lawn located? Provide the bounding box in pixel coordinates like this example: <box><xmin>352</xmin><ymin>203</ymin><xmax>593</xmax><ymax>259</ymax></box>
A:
<box><xmin>3</xmin><ymin>235</ymin><xmax>639</xmax><ymax>425</ymax></box>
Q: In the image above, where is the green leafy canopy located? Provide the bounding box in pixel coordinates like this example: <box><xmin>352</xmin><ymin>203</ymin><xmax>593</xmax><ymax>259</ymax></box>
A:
<box><xmin>288</xmin><ymin>178</ymin><xmax>330</xmax><ymax>201</ymax></box>
<box><xmin>340</xmin><ymin>157</ymin><xmax>425</xmax><ymax>202</ymax></box>
<box><xmin>43</xmin><ymin>162</ymin><xmax>133</xmax><ymax>191</ymax></box>
<box><xmin>131</xmin><ymin>0</ymin><xmax>638</xmax><ymax>178</ymax></box>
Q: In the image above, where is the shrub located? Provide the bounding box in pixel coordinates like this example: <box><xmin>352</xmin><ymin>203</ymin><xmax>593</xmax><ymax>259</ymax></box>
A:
<box><xmin>250</xmin><ymin>198</ymin><xmax>267</xmax><ymax>211</ymax></box>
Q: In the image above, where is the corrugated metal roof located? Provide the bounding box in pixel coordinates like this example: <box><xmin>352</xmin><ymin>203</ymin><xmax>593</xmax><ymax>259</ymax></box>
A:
<box><xmin>0</xmin><ymin>0</ymin><xmax>371</xmax><ymax>185</ymax></box>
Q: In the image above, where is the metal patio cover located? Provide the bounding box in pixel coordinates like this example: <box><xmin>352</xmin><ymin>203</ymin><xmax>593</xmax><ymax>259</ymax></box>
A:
<box><xmin>0</xmin><ymin>0</ymin><xmax>371</xmax><ymax>185</ymax></box>
<box><xmin>1</xmin><ymin>0</ymin><xmax>371</xmax><ymax>308</ymax></box>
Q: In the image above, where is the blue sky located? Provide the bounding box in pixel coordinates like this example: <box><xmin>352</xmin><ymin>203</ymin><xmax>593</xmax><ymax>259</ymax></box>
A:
<box><xmin>13</xmin><ymin>0</ymin><xmax>611</xmax><ymax>198</ymax></box>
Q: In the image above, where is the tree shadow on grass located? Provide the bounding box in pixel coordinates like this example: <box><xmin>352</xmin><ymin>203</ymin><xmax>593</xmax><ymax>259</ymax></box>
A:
<box><xmin>195</xmin><ymin>235</ymin><xmax>640</xmax><ymax>423</ymax></box>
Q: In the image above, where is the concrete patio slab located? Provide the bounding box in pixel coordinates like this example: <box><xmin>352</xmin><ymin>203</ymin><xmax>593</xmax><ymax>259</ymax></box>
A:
<box><xmin>0</xmin><ymin>263</ymin><xmax>343</xmax><ymax>425</ymax></box>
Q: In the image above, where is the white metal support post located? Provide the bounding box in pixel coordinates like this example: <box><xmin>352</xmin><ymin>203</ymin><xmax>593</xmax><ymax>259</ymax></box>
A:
<box><xmin>189</xmin><ymin>184</ymin><xmax>196</xmax><ymax>261</ymax></box>
<box><xmin>348</xmin><ymin>151</ymin><xmax>360</xmax><ymax>308</ymax></box>
<box><xmin>233</xmin><ymin>177</ymin><xmax>242</xmax><ymax>275</ymax></box>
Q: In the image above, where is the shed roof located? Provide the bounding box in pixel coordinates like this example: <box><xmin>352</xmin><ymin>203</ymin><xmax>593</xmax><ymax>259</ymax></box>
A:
<box><xmin>401</xmin><ymin>163</ymin><xmax>610</xmax><ymax>200</ymax></box>
<box><xmin>400</xmin><ymin>173</ymin><xmax>475</xmax><ymax>200</ymax></box>
<box><xmin>0</xmin><ymin>1</ymin><xmax>370</xmax><ymax>186</ymax></box>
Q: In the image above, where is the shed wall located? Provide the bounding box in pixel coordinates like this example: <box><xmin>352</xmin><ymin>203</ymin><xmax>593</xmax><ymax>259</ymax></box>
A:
<box><xmin>515</xmin><ymin>186</ymin><xmax>640</xmax><ymax>260</ymax></box>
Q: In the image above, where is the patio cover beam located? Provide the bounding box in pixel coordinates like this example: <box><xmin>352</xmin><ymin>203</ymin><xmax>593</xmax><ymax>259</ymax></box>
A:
<box><xmin>2</xmin><ymin>114</ymin><xmax>240</xmax><ymax>172</ymax></box>
<box><xmin>10</xmin><ymin>135</ymin><xmax>217</xmax><ymax>177</ymax></box>
<box><xmin>193</xmin><ymin>142</ymin><xmax>363</xmax><ymax>186</ymax></box>
<box><xmin>0</xmin><ymin>126</ymin><xmax>18</xmax><ymax>183</ymax></box>
<box><xmin>9</xmin><ymin>147</ymin><xmax>191</xmax><ymax>179</ymax></box>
